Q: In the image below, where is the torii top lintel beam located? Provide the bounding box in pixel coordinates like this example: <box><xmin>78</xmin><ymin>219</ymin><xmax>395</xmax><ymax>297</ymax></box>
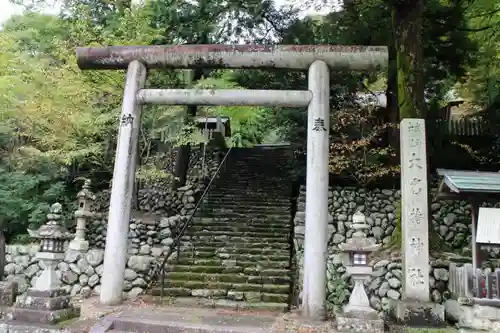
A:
<box><xmin>75</xmin><ymin>44</ymin><xmax>388</xmax><ymax>71</ymax></box>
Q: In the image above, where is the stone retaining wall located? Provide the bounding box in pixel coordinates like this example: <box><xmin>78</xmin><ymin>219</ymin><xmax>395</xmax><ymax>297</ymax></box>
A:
<box><xmin>293</xmin><ymin>185</ymin><xmax>499</xmax><ymax>312</ymax></box>
<box><xmin>3</xmin><ymin>199</ymin><xmax>189</xmax><ymax>298</ymax></box>
<box><xmin>3</xmin><ymin>244</ymin><xmax>164</xmax><ymax>299</ymax></box>
<box><xmin>86</xmin><ymin>148</ymin><xmax>220</xmax><ymax>249</ymax></box>
<box><xmin>1</xmin><ymin>148</ymin><xmax>223</xmax><ymax>299</ymax></box>
<box><xmin>94</xmin><ymin>148</ymin><xmax>220</xmax><ymax>214</ymax></box>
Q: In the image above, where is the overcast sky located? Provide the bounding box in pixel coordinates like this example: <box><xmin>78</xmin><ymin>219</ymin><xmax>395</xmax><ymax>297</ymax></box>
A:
<box><xmin>0</xmin><ymin>0</ymin><xmax>22</xmax><ymax>24</ymax></box>
<box><xmin>0</xmin><ymin>0</ymin><xmax>333</xmax><ymax>26</ymax></box>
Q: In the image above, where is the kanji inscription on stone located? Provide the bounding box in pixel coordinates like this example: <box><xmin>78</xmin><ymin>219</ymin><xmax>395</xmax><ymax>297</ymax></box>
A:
<box><xmin>408</xmin><ymin>267</ymin><xmax>426</xmax><ymax>287</ymax></box>
<box><xmin>409</xmin><ymin>138</ymin><xmax>422</xmax><ymax>148</ymax></box>
<box><xmin>410</xmin><ymin>236</ymin><xmax>424</xmax><ymax>255</ymax></box>
<box><xmin>409</xmin><ymin>208</ymin><xmax>423</xmax><ymax>225</ymax></box>
<box><xmin>312</xmin><ymin>117</ymin><xmax>327</xmax><ymax>132</ymax></box>
<box><xmin>408</xmin><ymin>122</ymin><xmax>422</xmax><ymax>133</ymax></box>
<box><xmin>409</xmin><ymin>153</ymin><xmax>422</xmax><ymax>169</ymax></box>
<box><xmin>410</xmin><ymin>177</ymin><xmax>422</xmax><ymax>195</ymax></box>
<box><xmin>400</xmin><ymin>118</ymin><xmax>430</xmax><ymax>301</ymax></box>
<box><xmin>121</xmin><ymin>114</ymin><xmax>134</xmax><ymax>127</ymax></box>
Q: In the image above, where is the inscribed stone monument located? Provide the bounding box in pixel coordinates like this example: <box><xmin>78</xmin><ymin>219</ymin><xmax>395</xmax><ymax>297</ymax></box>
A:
<box><xmin>391</xmin><ymin>118</ymin><xmax>445</xmax><ymax>326</ymax></box>
<box><xmin>400</xmin><ymin>118</ymin><xmax>430</xmax><ymax>301</ymax></box>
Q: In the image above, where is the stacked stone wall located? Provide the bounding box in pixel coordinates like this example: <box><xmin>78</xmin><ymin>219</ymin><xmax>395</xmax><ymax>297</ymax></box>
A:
<box><xmin>1</xmin><ymin>147</ymin><xmax>223</xmax><ymax>300</ymax></box>
<box><xmin>293</xmin><ymin>185</ymin><xmax>500</xmax><ymax>313</ymax></box>
<box><xmin>4</xmin><ymin>245</ymin><xmax>162</xmax><ymax>299</ymax></box>
<box><xmin>86</xmin><ymin>148</ymin><xmax>220</xmax><ymax>249</ymax></box>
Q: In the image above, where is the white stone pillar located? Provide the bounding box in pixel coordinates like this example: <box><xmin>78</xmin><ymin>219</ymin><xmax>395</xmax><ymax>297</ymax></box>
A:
<box><xmin>302</xmin><ymin>60</ymin><xmax>330</xmax><ymax>319</ymax></box>
<box><xmin>100</xmin><ymin>61</ymin><xmax>147</xmax><ymax>305</ymax></box>
<box><xmin>400</xmin><ymin>118</ymin><xmax>430</xmax><ymax>301</ymax></box>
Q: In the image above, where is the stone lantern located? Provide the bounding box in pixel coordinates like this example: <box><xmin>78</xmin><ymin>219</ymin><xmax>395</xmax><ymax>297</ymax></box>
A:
<box><xmin>8</xmin><ymin>203</ymin><xmax>79</xmax><ymax>325</ymax></box>
<box><xmin>69</xmin><ymin>179</ymin><xmax>95</xmax><ymax>252</ymax></box>
<box><xmin>336</xmin><ymin>211</ymin><xmax>384</xmax><ymax>333</ymax></box>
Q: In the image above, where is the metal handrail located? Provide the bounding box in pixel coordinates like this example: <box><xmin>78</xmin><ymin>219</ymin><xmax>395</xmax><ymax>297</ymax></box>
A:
<box><xmin>145</xmin><ymin>147</ymin><xmax>233</xmax><ymax>295</ymax></box>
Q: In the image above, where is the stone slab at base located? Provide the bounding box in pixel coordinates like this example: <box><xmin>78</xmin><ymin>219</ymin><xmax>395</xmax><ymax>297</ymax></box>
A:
<box><xmin>335</xmin><ymin>311</ymin><xmax>384</xmax><ymax>333</ymax></box>
<box><xmin>445</xmin><ymin>299</ymin><xmax>500</xmax><ymax>332</ymax></box>
<box><xmin>389</xmin><ymin>299</ymin><xmax>445</xmax><ymax>327</ymax></box>
<box><xmin>6</xmin><ymin>307</ymin><xmax>80</xmax><ymax>325</ymax></box>
<box><xmin>0</xmin><ymin>322</ymin><xmax>72</xmax><ymax>333</ymax></box>
<box><xmin>272</xmin><ymin>311</ymin><xmax>336</xmax><ymax>333</ymax></box>
<box><xmin>15</xmin><ymin>294</ymin><xmax>72</xmax><ymax>311</ymax></box>
<box><xmin>0</xmin><ymin>283</ymin><xmax>17</xmax><ymax>308</ymax></box>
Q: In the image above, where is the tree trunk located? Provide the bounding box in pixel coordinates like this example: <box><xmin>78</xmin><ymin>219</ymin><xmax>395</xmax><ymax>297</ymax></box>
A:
<box><xmin>0</xmin><ymin>231</ymin><xmax>5</xmax><ymax>280</ymax></box>
<box><xmin>385</xmin><ymin>45</ymin><xmax>399</xmax><ymax>162</ymax></box>
<box><xmin>391</xmin><ymin>0</ymin><xmax>441</xmax><ymax>248</ymax></box>
<box><xmin>173</xmin><ymin>69</ymin><xmax>203</xmax><ymax>189</ymax></box>
<box><xmin>391</xmin><ymin>0</ymin><xmax>425</xmax><ymax>120</ymax></box>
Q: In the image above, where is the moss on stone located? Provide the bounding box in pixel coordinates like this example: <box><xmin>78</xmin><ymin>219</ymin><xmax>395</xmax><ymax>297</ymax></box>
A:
<box><xmin>404</xmin><ymin>329</ymin><xmax>457</xmax><ymax>333</ymax></box>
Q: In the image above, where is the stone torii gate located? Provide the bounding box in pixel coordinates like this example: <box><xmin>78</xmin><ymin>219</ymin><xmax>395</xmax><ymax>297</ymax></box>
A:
<box><xmin>75</xmin><ymin>44</ymin><xmax>388</xmax><ymax>319</ymax></box>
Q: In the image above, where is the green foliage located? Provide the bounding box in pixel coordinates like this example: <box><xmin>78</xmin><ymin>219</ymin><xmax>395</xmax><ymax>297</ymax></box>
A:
<box><xmin>329</xmin><ymin>105</ymin><xmax>399</xmax><ymax>186</ymax></box>
<box><xmin>0</xmin><ymin>167</ymin><xmax>69</xmax><ymax>240</ymax></box>
<box><xmin>1</xmin><ymin>0</ymin><xmax>494</xmax><ymax>240</ymax></box>
<box><xmin>387</xmin><ymin>199</ymin><xmax>402</xmax><ymax>249</ymax></box>
<box><xmin>195</xmin><ymin>72</ymin><xmax>284</xmax><ymax>147</ymax></box>
<box><xmin>457</xmin><ymin>0</ymin><xmax>500</xmax><ymax>107</ymax></box>
<box><xmin>326</xmin><ymin>277</ymin><xmax>350</xmax><ymax>313</ymax></box>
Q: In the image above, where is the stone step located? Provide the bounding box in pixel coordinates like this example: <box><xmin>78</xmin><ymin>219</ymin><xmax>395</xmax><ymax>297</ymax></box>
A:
<box><xmin>165</xmin><ymin>271</ymin><xmax>291</xmax><ymax>285</ymax></box>
<box><xmin>207</xmin><ymin>196</ymin><xmax>289</xmax><ymax>202</ymax></box>
<box><xmin>108</xmin><ymin>305</ymin><xmax>283</xmax><ymax>333</ymax></box>
<box><xmin>148</xmin><ymin>296</ymin><xmax>289</xmax><ymax>312</ymax></box>
<box><xmin>212</xmin><ymin>187</ymin><xmax>291</xmax><ymax>192</ymax></box>
<box><xmin>157</xmin><ymin>288</ymin><xmax>289</xmax><ymax>304</ymax></box>
<box><xmin>199</xmin><ymin>212</ymin><xmax>290</xmax><ymax>219</ymax></box>
<box><xmin>182</xmin><ymin>246</ymin><xmax>290</xmax><ymax>255</ymax></box>
<box><xmin>189</xmin><ymin>224</ymin><xmax>291</xmax><ymax>233</ymax></box>
<box><xmin>212</xmin><ymin>186</ymin><xmax>288</xmax><ymax>191</ymax></box>
<box><xmin>203</xmin><ymin>207</ymin><xmax>289</xmax><ymax>214</ymax></box>
<box><xmin>166</xmin><ymin>259</ymin><xmax>290</xmax><ymax>271</ymax></box>
<box><xmin>190</xmin><ymin>225</ymin><xmax>291</xmax><ymax>233</ymax></box>
<box><xmin>202</xmin><ymin>201</ymin><xmax>290</xmax><ymax>208</ymax></box>
<box><xmin>201</xmin><ymin>208</ymin><xmax>290</xmax><ymax>214</ymax></box>
<box><xmin>156</xmin><ymin>281</ymin><xmax>290</xmax><ymax>294</ymax></box>
<box><xmin>170</xmin><ymin>252</ymin><xmax>291</xmax><ymax>262</ymax></box>
<box><xmin>205</xmin><ymin>196</ymin><xmax>290</xmax><ymax>204</ymax></box>
<box><xmin>195</xmin><ymin>218</ymin><xmax>291</xmax><ymax>228</ymax></box>
<box><xmin>230</xmin><ymin>163</ymin><xmax>289</xmax><ymax>168</ymax></box>
<box><xmin>178</xmin><ymin>241</ymin><xmax>290</xmax><ymax>251</ymax></box>
<box><xmin>214</xmin><ymin>181</ymin><xmax>286</xmax><ymax>184</ymax></box>
<box><xmin>167</xmin><ymin>265</ymin><xmax>290</xmax><ymax>277</ymax></box>
<box><xmin>212</xmin><ymin>188</ymin><xmax>288</xmax><ymax>193</ymax></box>
<box><xmin>224</xmin><ymin>174</ymin><xmax>288</xmax><ymax>177</ymax></box>
<box><xmin>180</xmin><ymin>235</ymin><xmax>289</xmax><ymax>243</ymax></box>
<box><xmin>184</xmin><ymin>230</ymin><xmax>289</xmax><ymax>239</ymax></box>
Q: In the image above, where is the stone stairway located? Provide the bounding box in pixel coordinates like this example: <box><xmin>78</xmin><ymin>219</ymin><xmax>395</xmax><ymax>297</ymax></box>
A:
<box><xmin>151</xmin><ymin>146</ymin><xmax>293</xmax><ymax>311</ymax></box>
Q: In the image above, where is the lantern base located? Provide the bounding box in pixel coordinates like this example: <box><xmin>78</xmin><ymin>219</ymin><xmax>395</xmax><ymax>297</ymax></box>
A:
<box><xmin>336</xmin><ymin>309</ymin><xmax>384</xmax><ymax>333</ymax></box>
<box><xmin>389</xmin><ymin>299</ymin><xmax>445</xmax><ymax>328</ymax></box>
<box><xmin>6</xmin><ymin>289</ymin><xmax>80</xmax><ymax>325</ymax></box>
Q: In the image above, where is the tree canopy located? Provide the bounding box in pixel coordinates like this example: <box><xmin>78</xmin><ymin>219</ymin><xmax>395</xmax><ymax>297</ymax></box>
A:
<box><xmin>0</xmin><ymin>0</ymin><xmax>498</xmax><ymax>238</ymax></box>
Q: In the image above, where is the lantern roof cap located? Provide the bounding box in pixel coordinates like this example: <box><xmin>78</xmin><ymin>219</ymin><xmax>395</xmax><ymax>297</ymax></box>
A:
<box><xmin>339</xmin><ymin>211</ymin><xmax>380</xmax><ymax>253</ymax></box>
<box><xmin>27</xmin><ymin>203</ymin><xmax>73</xmax><ymax>240</ymax></box>
<box><xmin>77</xmin><ymin>179</ymin><xmax>95</xmax><ymax>200</ymax></box>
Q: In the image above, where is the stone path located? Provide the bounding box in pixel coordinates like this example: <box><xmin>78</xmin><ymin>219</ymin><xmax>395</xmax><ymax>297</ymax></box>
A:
<box><xmin>63</xmin><ymin>297</ymin><xmax>288</xmax><ymax>333</ymax></box>
<box><xmin>104</xmin><ymin>306</ymin><xmax>278</xmax><ymax>333</ymax></box>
